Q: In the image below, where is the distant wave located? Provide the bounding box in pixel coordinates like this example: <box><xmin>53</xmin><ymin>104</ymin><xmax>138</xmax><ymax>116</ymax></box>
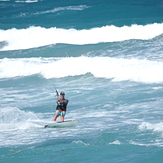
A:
<box><xmin>0</xmin><ymin>23</ymin><xmax>163</xmax><ymax>51</ymax></box>
<box><xmin>1</xmin><ymin>56</ymin><xmax>163</xmax><ymax>83</ymax></box>
<box><xmin>35</xmin><ymin>5</ymin><xmax>89</xmax><ymax>15</ymax></box>
<box><xmin>15</xmin><ymin>0</ymin><xmax>38</xmax><ymax>3</ymax></box>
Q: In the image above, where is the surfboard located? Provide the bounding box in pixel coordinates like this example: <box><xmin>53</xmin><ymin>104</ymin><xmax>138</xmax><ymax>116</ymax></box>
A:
<box><xmin>44</xmin><ymin>120</ymin><xmax>78</xmax><ymax>128</ymax></box>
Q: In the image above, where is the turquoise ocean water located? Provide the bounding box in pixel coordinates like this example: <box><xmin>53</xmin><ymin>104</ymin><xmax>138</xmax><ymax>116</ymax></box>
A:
<box><xmin>1</xmin><ymin>0</ymin><xmax>163</xmax><ymax>162</ymax></box>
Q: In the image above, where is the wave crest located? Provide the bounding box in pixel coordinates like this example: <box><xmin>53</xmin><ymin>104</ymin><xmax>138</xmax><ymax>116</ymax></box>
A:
<box><xmin>1</xmin><ymin>56</ymin><xmax>163</xmax><ymax>83</ymax></box>
<box><xmin>1</xmin><ymin>23</ymin><xmax>163</xmax><ymax>51</ymax></box>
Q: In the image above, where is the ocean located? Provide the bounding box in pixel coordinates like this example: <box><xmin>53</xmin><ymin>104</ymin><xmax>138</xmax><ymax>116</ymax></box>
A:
<box><xmin>0</xmin><ymin>0</ymin><xmax>163</xmax><ymax>162</ymax></box>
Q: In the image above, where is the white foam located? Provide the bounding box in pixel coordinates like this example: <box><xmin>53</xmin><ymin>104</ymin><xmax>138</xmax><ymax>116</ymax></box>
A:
<box><xmin>1</xmin><ymin>23</ymin><xmax>163</xmax><ymax>51</ymax></box>
<box><xmin>0</xmin><ymin>107</ymin><xmax>39</xmax><ymax>125</ymax></box>
<box><xmin>109</xmin><ymin>140</ymin><xmax>121</xmax><ymax>145</ymax></box>
<box><xmin>72</xmin><ymin>140</ymin><xmax>90</xmax><ymax>146</ymax></box>
<box><xmin>138</xmin><ymin>122</ymin><xmax>163</xmax><ymax>132</ymax></box>
<box><xmin>1</xmin><ymin>56</ymin><xmax>163</xmax><ymax>84</ymax></box>
<box><xmin>0</xmin><ymin>106</ymin><xmax>48</xmax><ymax>135</ymax></box>
<box><xmin>130</xmin><ymin>140</ymin><xmax>163</xmax><ymax>147</ymax></box>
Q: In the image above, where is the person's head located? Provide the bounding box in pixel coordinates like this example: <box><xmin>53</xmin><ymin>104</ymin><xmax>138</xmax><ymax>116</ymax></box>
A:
<box><xmin>60</xmin><ymin>91</ymin><xmax>65</xmax><ymax>96</ymax></box>
<box><xmin>60</xmin><ymin>92</ymin><xmax>65</xmax><ymax>99</ymax></box>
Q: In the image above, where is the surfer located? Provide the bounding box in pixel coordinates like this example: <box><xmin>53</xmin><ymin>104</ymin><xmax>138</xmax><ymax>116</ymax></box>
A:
<box><xmin>52</xmin><ymin>91</ymin><xmax>69</xmax><ymax>122</ymax></box>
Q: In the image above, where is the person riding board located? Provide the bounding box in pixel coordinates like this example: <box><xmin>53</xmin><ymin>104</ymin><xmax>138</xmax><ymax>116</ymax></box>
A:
<box><xmin>52</xmin><ymin>91</ymin><xmax>69</xmax><ymax>122</ymax></box>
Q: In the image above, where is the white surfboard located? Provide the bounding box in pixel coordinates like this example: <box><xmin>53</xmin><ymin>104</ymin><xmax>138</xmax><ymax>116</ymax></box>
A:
<box><xmin>44</xmin><ymin>120</ymin><xmax>78</xmax><ymax>128</ymax></box>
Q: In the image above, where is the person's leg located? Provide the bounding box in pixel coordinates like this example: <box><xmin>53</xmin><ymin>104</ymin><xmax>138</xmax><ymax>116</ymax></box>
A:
<box><xmin>60</xmin><ymin>111</ymin><xmax>66</xmax><ymax>122</ymax></box>
<box><xmin>52</xmin><ymin>112</ymin><xmax>59</xmax><ymax>121</ymax></box>
<box><xmin>60</xmin><ymin>115</ymin><xmax>65</xmax><ymax>122</ymax></box>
